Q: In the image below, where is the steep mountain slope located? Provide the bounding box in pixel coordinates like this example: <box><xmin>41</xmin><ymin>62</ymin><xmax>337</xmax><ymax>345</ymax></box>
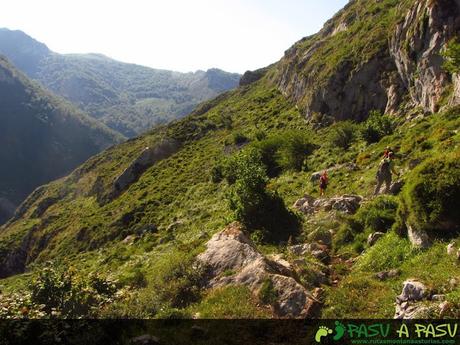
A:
<box><xmin>271</xmin><ymin>0</ymin><xmax>460</xmax><ymax>119</ymax></box>
<box><xmin>0</xmin><ymin>56</ymin><xmax>122</xmax><ymax>224</ymax></box>
<box><xmin>0</xmin><ymin>29</ymin><xmax>241</xmax><ymax>137</ymax></box>
<box><xmin>0</xmin><ymin>0</ymin><xmax>459</xmax><ymax>319</ymax></box>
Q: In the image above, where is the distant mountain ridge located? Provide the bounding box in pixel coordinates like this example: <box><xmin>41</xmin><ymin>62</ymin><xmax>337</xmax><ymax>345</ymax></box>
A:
<box><xmin>0</xmin><ymin>55</ymin><xmax>122</xmax><ymax>223</ymax></box>
<box><xmin>0</xmin><ymin>29</ymin><xmax>241</xmax><ymax>137</ymax></box>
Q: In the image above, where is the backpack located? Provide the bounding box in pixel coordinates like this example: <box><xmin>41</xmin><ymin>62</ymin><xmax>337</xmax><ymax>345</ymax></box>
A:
<box><xmin>378</xmin><ymin>158</ymin><xmax>391</xmax><ymax>175</ymax></box>
<box><xmin>319</xmin><ymin>175</ymin><xmax>328</xmax><ymax>186</ymax></box>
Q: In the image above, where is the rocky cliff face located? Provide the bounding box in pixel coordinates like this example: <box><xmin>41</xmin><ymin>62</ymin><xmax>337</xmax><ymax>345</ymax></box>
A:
<box><xmin>273</xmin><ymin>0</ymin><xmax>460</xmax><ymax>121</ymax></box>
<box><xmin>390</xmin><ymin>0</ymin><xmax>460</xmax><ymax>112</ymax></box>
<box><xmin>272</xmin><ymin>0</ymin><xmax>405</xmax><ymax>121</ymax></box>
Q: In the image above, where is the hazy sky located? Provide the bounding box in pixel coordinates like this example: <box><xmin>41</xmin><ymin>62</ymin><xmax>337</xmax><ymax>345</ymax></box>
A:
<box><xmin>1</xmin><ymin>0</ymin><xmax>348</xmax><ymax>73</ymax></box>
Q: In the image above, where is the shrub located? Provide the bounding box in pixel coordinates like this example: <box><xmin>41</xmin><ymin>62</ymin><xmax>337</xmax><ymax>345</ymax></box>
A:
<box><xmin>420</xmin><ymin>140</ymin><xmax>433</xmax><ymax>151</ymax></box>
<box><xmin>220</xmin><ymin>113</ymin><xmax>233</xmax><ymax>129</ymax></box>
<box><xmin>333</xmin><ymin>196</ymin><xmax>399</xmax><ymax>252</ymax></box>
<box><xmin>29</xmin><ymin>265</ymin><xmax>116</xmax><ymax>317</ymax></box>
<box><xmin>227</xmin><ymin>149</ymin><xmax>299</xmax><ymax>241</ymax></box>
<box><xmin>356</xmin><ymin>232</ymin><xmax>413</xmax><ymax>272</ymax></box>
<box><xmin>397</xmin><ymin>153</ymin><xmax>460</xmax><ymax>235</ymax></box>
<box><xmin>117</xmin><ymin>267</ymin><xmax>148</xmax><ymax>288</ymax></box>
<box><xmin>252</xmin><ymin>135</ymin><xmax>284</xmax><ymax>176</ymax></box>
<box><xmin>153</xmin><ymin>257</ymin><xmax>206</xmax><ymax>309</ymax></box>
<box><xmin>309</xmin><ymin>112</ymin><xmax>334</xmax><ymax>129</ymax></box>
<box><xmin>89</xmin><ymin>273</ymin><xmax>118</xmax><ymax>295</ymax></box>
<box><xmin>355</xmin><ymin>196</ymin><xmax>399</xmax><ymax>233</ymax></box>
<box><xmin>353</xmin><ymin>241</ymin><xmax>365</xmax><ymax>254</ymax></box>
<box><xmin>360</xmin><ymin>110</ymin><xmax>394</xmax><ymax>144</ymax></box>
<box><xmin>251</xmin><ymin>130</ymin><xmax>315</xmax><ymax>175</ymax></box>
<box><xmin>276</xmin><ymin>130</ymin><xmax>316</xmax><ymax>171</ymax></box>
<box><xmin>232</xmin><ymin>132</ymin><xmax>249</xmax><ymax>145</ymax></box>
<box><xmin>217</xmin><ymin>131</ymin><xmax>315</xmax><ymax>182</ymax></box>
<box><xmin>329</xmin><ymin>121</ymin><xmax>357</xmax><ymax>149</ymax></box>
<box><xmin>210</xmin><ymin>164</ymin><xmax>224</xmax><ymax>183</ymax></box>
<box><xmin>333</xmin><ymin>218</ymin><xmax>362</xmax><ymax>249</ymax></box>
<box><xmin>216</xmin><ymin>155</ymin><xmax>242</xmax><ymax>185</ymax></box>
<box><xmin>227</xmin><ymin>149</ymin><xmax>270</xmax><ymax>229</ymax></box>
<box><xmin>442</xmin><ymin>38</ymin><xmax>460</xmax><ymax>74</ymax></box>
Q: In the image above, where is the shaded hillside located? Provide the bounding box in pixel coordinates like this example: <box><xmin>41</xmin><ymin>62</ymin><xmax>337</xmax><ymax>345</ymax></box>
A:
<box><xmin>0</xmin><ymin>29</ymin><xmax>241</xmax><ymax>137</ymax></box>
<box><xmin>0</xmin><ymin>0</ymin><xmax>459</xmax><ymax>320</ymax></box>
<box><xmin>0</xmin><ymin>56</ymin><xmax>122</xmax><ymax>224</ymax></box>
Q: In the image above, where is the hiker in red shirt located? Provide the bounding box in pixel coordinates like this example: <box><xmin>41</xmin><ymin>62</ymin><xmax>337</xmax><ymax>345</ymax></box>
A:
<box><xmin>319</xmin><ymin>170</ymin><xmax>329</xmax><ymax>197</ymax></box>
<box><xmin>383</xmin><ymin>146</ymin><xmax>393</xmax><ymax>159</ymax></box>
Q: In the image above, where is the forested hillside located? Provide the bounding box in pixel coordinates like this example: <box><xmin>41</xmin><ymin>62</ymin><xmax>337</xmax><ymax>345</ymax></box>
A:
<box><xmin>0</xmin><ymin>56</ymin><xmax>122</xmax><ymax>224</ymax></box>
<box><xmin>0</xmin><ymin>29</ymin><xmax>241</xmax><ymax>137</ymax></box>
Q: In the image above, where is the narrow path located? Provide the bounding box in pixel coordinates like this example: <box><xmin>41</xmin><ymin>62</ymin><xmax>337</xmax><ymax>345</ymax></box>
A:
<box><xmin>328</xmin><ymin>254</ymin><xmax>356</xmax><ymax>287</ymax></box>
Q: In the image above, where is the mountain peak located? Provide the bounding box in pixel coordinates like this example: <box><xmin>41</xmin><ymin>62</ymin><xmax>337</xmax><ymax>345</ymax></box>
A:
<box><xmin>0</xmin><ymin>28</ymin><xmax>50</xmax><ymax>75</ymax></box>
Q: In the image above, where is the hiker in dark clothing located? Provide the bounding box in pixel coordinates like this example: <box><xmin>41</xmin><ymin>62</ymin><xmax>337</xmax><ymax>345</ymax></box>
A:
<box><xmin>374</xmin><ymin>152</ymin><xmax>398</xmax><ymax>195</ymax></box>
<box><xmin>319</xmin><ymin>170</ymin><xmax>329</xmax><ymax>197</ymax></box>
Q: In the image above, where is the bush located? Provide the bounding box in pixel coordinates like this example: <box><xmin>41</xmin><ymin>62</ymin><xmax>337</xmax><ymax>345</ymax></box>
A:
<box><xmin>227</xmin><ymin>149</ymin><xmax>299</xmax><ymax>241</ymax></box>
<box><xmin>355</xmin><ymin>196</ymin><xmax>399</xmax><ymax>233</ymax></box>
<box><xmin>397</xmin><ymin>153</ymin><xmax>460</xmax><ymax>235</ymax></box>
<box><xmin>154</xmin><ymin>258</ymin><xmax>206</xmax><ymax>309</ymax></box>
<box><xmin>442</xmin><ymin>38</ymin><xmax>460</xmax><ymax>74</ymax></box>
<box><xmin>329</xmin><ymin>121</ymin><xmax>357</xmax><ymax>149</ymax></box>
<box><xmin>252</xmin><ymin>135</ymin><xmax>284</xmax><ymax>176</ymax></box>
<box><xmin>89</xmin><ymin>273</ymin><xmax>118</xmax><ymax>295</ymax></box>
<box><xmin>215</xmin><ymin>130</ymin><xmax>316</xmax><ymax>182</ymax></box>
<box><xmin>30</xmin><ymin>265</ymin><xmax>116</xmax><ymax>317</ymax></box>
<box><xmin>232</xmin><ymin>132</ymin><xmax>249</xmax><ymax>145</ymax></box>
<box><xmin>360</xmin><ymin>110</ymin><xmax>394</xmax><ymax>144</ymax></box>
<box><xmin>333</xmin><ymin>196</ymin><xmax>399</xmax><ymax>252</ymax></box>
<box><xmin>356</xmin><ymin>232</ymin><xmax>413</xmax><ymax>272</ymax></box>
<box><xmin>333</xmin><ymin>218</ymin><xmax>362</xmax><ymax>249</ymax></box>
<box><xmin>309</xmin><ymin>112</ymin><xmax>334</xmax><ymax>129</ymax></box>
<box><xmin>252</xmin><ymin>130</ymin><xmax>315</xmax><ymax>175</ymax></box>
<box><xmin>117</xmin><ymin>267</ymin><xmax>148</xmax><ymax>288</ymax></box>
<box><xmin>276</xmin><ymin>130</ymin><xmax>316</xmax><ymax>171</ymax></box>
<box><xmin>227</xmin><ymin>149</ymin><xmax>269</xmax><ymax>227</ymax></box>
<box><xmin>210</xmin><ymin>164</ymin><xmax>224</xmax><ymax>183</ymax></box>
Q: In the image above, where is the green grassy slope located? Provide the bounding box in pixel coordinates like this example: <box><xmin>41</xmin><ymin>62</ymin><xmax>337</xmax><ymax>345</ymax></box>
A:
<box><xmin>1</xmin><ymin>0</ymin><xmax>459</xmax><ymax>319</ymax></box>
<box><xmin>1</xmin><ymin>70</ymin><xmax>458</xmax><ymax>317</ymax></box>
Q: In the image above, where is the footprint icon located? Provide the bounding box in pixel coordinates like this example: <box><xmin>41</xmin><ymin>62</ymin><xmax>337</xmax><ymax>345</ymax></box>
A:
<box><xmin>315</xmin><ymin>326</ymin><xmax>333</xmax><ymax>343</ymax></box>
<box><xmin>333</xmin><ymin>321</ymin><xmax>346</xmax><ymax>341</ymax></box>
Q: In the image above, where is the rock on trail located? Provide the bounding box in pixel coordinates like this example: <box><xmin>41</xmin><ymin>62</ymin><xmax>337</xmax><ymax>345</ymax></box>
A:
<box><xmin>197</xmin><ymin>222</ymin><xmax>322</xmax><ymax>318</ymax></box>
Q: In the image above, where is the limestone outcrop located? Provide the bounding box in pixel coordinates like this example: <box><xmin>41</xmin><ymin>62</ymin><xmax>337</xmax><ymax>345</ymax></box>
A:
<box><xmin>197</xmin><ymin>223</ymin><xmax>319</xmax><ymax>318</ymax></box>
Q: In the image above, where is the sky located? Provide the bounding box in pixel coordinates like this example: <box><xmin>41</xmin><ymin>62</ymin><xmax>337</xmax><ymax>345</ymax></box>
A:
<box><xmin>1</xmin><ymin>0</ymin><xmax>348</xmax><ymax>74</ymax></box>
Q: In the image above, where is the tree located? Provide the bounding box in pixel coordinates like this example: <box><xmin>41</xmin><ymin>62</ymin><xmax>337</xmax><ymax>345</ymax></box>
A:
<box><xmin>227</xmin><ymin>149</ymin><xmax>299</xmax><ymax>242</ymax></box>
<box><xmin>360</xmin><ymin>110</ymin><xmax>394</xmax><ymax>144</ymax></box>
